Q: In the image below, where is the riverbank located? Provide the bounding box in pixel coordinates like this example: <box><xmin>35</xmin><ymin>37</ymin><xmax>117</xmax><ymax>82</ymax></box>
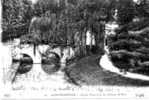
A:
<box><xmin>64</xmin><ymin>54</ymin><xmax>149</xmax><ymax>86</ymax></box>
<box><xmin>100</xmin><ymin>54</ymin><xmax>149</xmax><ymax>81</ymax></box>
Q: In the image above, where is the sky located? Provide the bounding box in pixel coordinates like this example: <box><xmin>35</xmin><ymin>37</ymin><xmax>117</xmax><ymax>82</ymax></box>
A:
<box><xmin>30</xmin><ymin>0</ymin><xmax>38</xmax><ymax>4</ymax></box>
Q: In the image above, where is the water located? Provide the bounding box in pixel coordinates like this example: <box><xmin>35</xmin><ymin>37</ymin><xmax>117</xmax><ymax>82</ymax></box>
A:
<box><xmin>0</xmin><ymin>43</ymin><xmax>12</xmax><ymax>83</ymax></box>
<box><xmin>0</xmin><ymin>40</ymin><xmax>76</xmax><ymax>91</ymax></box>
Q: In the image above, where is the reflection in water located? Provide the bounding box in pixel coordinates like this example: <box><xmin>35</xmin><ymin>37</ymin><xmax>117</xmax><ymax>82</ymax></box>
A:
<box><xmin>13</xmin><ymin>54</ymin><xmax>33</xmax><ymax>74</ymax></box>
<box><xmin>11</xmin><ymin>51</ymin><xmax>61</xmax><ymax>83</ymax></box>
<box><xmin>3</xmin><ymin>41</ymin><xmax>73</xmax><ymax>85</ymax></box>
<box><xmin>42</xmin><ymin>52</ymin><xmax>60</xmax><ymax>75</ymax></box>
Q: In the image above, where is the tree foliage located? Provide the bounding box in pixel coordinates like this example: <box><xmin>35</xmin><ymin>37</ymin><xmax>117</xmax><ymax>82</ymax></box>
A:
<box><xmin>116</xmin><ymin>0</ymin><xmax>136</xmax><ymax>25</ymax></box>
<box><xmin>107</xmin><ymin>0</ymin><xmax>149</xmax><ymax>75</ymax></box>
<box><xmin>21</xmin><ymin>0</ymin><xmax>113</xmax><ymax>46</ymax></box>
<box><xmin>2</xmin><ymin>0</ymin><xmax>33</xmax><ymax>42</ymax></box>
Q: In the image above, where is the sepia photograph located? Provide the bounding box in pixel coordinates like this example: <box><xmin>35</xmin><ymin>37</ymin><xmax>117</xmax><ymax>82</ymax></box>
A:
<box><xmin>1</xmin><ymin>0</ymin><xmax>149</xmax><ymax>99</ymax></box>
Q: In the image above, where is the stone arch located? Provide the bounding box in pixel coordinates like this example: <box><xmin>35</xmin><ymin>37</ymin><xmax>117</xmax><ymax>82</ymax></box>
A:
<box><xmin>17</xmin><ymin>54</ymin><xmax>33</xmax><ymax>74</ymax></box>
<box><xmin>20</xmin><ymin>52</ymin><xmax>34</xmax><ymax>62</ymax></box>
<box><xmin>45</xmin><ymin>51</ymin><xmax>60</xmax><ymax>59</ymax></box>
<box><xmin>42</xmin><ymin>51</ymin><xmax>61</xmax><ymax>63</ymax></box>
<box><xmin>20</xmin><ymin>45</ymin><xmax>41</xmax><ymax>64</ymax></box>
<box><xmin>41</xmin><ymin>51</ymin><xmax>61</xmax><ymax>74</ymax></box>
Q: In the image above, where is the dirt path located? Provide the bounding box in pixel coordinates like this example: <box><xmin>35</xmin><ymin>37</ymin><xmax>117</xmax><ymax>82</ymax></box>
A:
<box><xmin>100</xmin><ymin>54</ymin><xmax>149</xmax><ymax>81</ymax></box>
<box><xmin>64</xmin><ymin>54</ymin><xmax>149</xmax><ymax>86</ymax></box>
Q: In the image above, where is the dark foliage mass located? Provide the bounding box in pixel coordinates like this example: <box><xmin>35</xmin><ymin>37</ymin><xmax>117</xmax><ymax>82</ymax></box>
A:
<box><xmin>2</xmin><ymin>0</ymin><xmax>33</xmax><ymax>42</ymax></box>
<box><xmin>107</xmin><ymin>0</ymin><xmax>149</xmax><ymax>75</ymax></box>
<box><xmin>2</xmin><ymin>0</ymin><xmax>114</xmax><ymax>56</ymax></box>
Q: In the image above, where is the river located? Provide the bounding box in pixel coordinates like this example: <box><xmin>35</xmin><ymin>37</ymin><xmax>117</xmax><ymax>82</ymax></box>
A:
<box><xmin>0</xmin><ymin>41</ymin><xmax>75</xmax><ymax>91</ymax></box>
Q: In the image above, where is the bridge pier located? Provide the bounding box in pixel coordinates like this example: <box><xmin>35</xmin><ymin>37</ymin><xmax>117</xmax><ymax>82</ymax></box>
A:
<box><xmin>20</xmin><ymin>45</ymin><xmax>48</xmax><ymax>81</ymax></box>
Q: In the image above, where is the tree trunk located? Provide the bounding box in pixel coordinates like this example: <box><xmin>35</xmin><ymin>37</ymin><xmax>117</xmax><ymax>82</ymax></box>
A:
<box><xmin>82</xmin><ymin>29</ymin><xmax>87</xmax><ymax>55</ymax></box>
<box><xmin>34</xmin><ymin>44</ymin><xmax>36</xmax><ymax>55</ymax></box>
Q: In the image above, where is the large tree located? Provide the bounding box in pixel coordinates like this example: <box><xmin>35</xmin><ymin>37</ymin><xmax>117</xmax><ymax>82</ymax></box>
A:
<box><xmin>21</xmin><ymin>0</ymin><xmax>114</xmax><ymax>56</ymax></box>
<box><xmin>2</xmin><ymin>0</ymin><xmax>33</xmax><ymax>42</ymax></box>
<box><xmin>107</xmin><ymin>0</ymin><xmax>149</xmax><ymax>75</ymax></box>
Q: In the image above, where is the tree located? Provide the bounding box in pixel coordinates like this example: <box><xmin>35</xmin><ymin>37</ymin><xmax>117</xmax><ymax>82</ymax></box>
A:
<box><xmin>135</xmin><ymin>0</ymin><xmax>149</xmax><ymax>18</ymax></box>
<box><xmin>33</xmin><ymin>0</ymin><xmax>65</xmax><ymax>17</ymax></box>
<box><xmin>21</xmin><ymin>0</ymin><xmax>114</xmax><ymax>56</ymax></box>
<box><xmin>116</xmin><ymin>0</ymin><xmax>136</xmax><ymax>25</ymax></box>
<box><xmin>2</xmin><ymin>0</ymin><xmax>33</xmax><ymax>42</ymax></box>
<box><xmin>106</xmin><ymin>0</ymin><xmax>149</xmax><ymax>75</ymax></box>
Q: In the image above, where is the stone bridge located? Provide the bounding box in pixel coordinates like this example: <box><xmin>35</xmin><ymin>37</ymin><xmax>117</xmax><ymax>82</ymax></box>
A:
<box><xmin>16</xmin><ymin>44</ymin><xmax>45</xmax><ymax>79</ymax></box>
<box><xmin>20</xmin><ymin>45</ymin><xmax>42</xmax><ymax>64</ymax></box>
<box><xmin>11</xmin><ymin>44</ymin><xmax>75</xmax><ymax>81</ymax></box>
<box><xmin>14</xmin><ymin>44</ymin><xmax>75</xmax><ymax>67</ymax></box>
